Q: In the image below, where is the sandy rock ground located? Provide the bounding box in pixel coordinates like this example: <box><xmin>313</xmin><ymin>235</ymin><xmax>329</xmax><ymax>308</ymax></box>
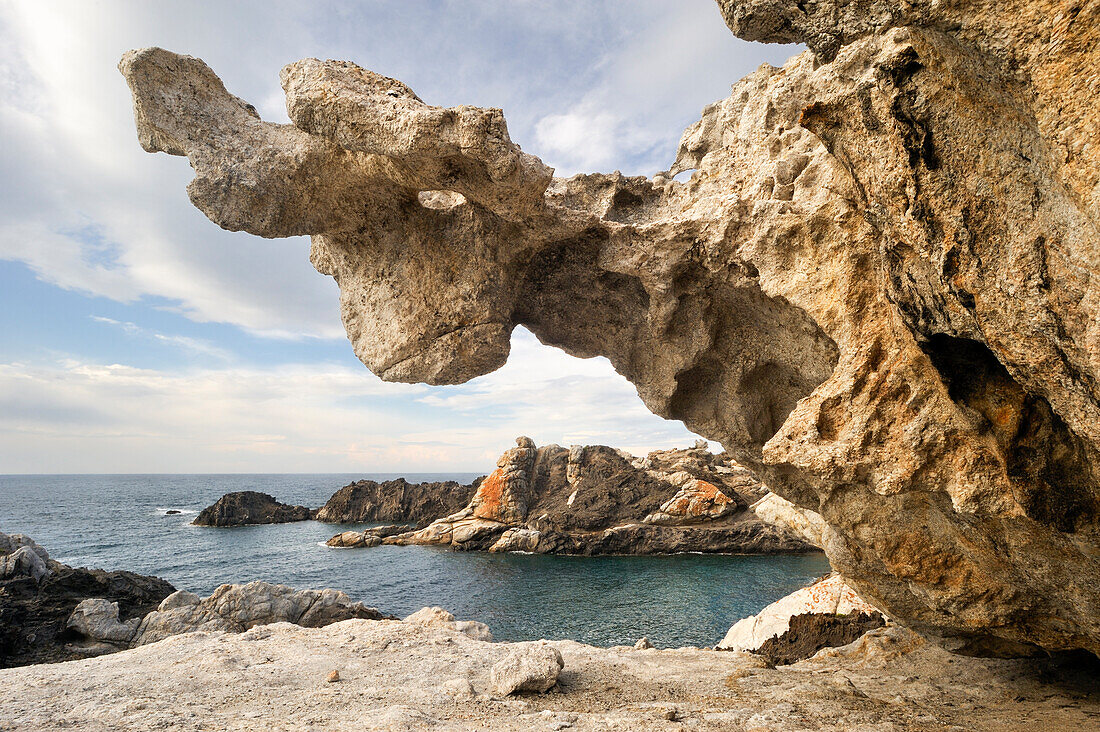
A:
<box><xmin>1</xmin><ymin>619</ymin><xmax>1097</xmax><ymax>731</ymax></box>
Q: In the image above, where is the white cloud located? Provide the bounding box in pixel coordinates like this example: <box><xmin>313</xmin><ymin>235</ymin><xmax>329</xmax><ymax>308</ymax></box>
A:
<box><xmin>0</xmin><ymin>328</ymin><xmax>702</xmax><ymax>473</ymax></box>
<box><xmin>89</xmin><ymin>315</ymin><xmax>233</xmax><ymax>361</ymax></box>
<box><xmin>0</xmin><ymin>1</ymin><xmax>789</xmax><ymax>471</ymax></box>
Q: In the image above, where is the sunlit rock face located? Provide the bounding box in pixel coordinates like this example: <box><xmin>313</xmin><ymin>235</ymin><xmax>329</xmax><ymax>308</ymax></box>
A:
<box><xmin>120</xmin><ymin>0</ymin><xmax>1100</xmax><ymax>657</ymax></box>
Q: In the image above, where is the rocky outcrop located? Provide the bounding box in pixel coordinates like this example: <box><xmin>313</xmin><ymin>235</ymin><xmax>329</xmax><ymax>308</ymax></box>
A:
<box><xmin>0</xmin><ymin>532</ymin><xmax>175</xmax><ymax>667</ymax></box>
<box><xmin>65</xmin><ymin>581</ymin><xmax>395</xmax><ymax>650</ymax></box>
<box><xmin>328</xmin><ymin>438</ymin><xmax>814</xmax><ymax>555</ymax></box>
<box><xmin>718</xmin><ymin>573</ymin><xmax>883</xmax><ymax>654</ymax></box>
<box><xmin>193</xmin><ymin>491</ymin><xmax>312</xmax><ymax>526</ymax></box>
<box><xmin>120</xmin><ymin>3</ymin><xmax>1100</xmax><ymax>656</ymax></box>
<box><xmin>126</xmin><ymin>581</ymin><xmax>395</xmax><ymax>646</ymax></box>
<box><xmin>314</xmin><ymin>478</ymin><xmax>476</xmax><ymax>525</ymax></box>
<box><xmin>402</xmin><ymin>606</ymin><xmax>492</xmax><ymax>642</ymax></box>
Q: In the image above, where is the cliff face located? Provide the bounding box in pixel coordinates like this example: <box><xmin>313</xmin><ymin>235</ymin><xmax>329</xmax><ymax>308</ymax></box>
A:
<box><xmin>120</xmin><ymin>1</ymin><xmax>1100</xmax><ymax>656</ymax></box>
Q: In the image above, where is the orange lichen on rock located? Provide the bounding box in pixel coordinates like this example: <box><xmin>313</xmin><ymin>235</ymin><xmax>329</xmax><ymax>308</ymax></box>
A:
<box><xmin>644</xmin><ymin>479</ymin><xmax>740</xmax><ymax>524</ymax></box>
<box><xmin>471</xmin><ymin>468</ymin><xmax>507</xmax><ymax>521</ymax></box>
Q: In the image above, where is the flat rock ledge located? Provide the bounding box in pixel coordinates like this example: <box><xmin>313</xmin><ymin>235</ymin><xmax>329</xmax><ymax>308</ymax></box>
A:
<box><xmin>1</xmin><ymin>618</ymin><xmax>1097</xmax><ymax>731</ymax></box>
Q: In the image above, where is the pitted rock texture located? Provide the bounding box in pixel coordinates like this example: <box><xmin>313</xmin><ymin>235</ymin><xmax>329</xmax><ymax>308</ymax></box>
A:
<box><xmin>327</xmin><ymin>438</ymin><xmax>812</xmax><ymax>555</ymax></box>
<box><xmin>121</xmin><ymin>2</ymin><xmax>1100</xmax><ymax>656</ymax></box>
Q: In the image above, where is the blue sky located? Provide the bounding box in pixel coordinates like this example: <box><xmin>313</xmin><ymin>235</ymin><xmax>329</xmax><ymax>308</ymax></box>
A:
<box><xmin>0</xmin><ymin>1</ymin><xmax>798</xmax><ymax>473</ymax></box>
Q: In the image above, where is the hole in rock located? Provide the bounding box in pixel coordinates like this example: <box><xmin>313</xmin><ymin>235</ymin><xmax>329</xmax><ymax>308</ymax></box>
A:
<box><xmin>919</xmin><ymin>333</ymin><xmax>1100</xmax><ymax>532</ymax></box>
<box><xmin>671</xmin><ymin>169</ymin><xmax>696</xmax><ymax>183</ymax></box>
<box><xmin>666</xmin><ymin>284</ymin><xmax>839</xmax><ymax>457</ymax></box>
<box><xmin>418</xmin><ymin>190</ymin><xmax>467</xmax><ymax>210</ymax></box>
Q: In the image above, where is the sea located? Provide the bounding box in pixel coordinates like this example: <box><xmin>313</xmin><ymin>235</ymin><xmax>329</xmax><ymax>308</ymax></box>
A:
<box><xmin>0</xmin><ymin>473</ymin><xmax>831</xmax><ymax>649</ymax></box>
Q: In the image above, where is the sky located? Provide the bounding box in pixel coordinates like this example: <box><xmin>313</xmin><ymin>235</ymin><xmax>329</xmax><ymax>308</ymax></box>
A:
<box><xmin>0</xmin><ymin>0</ymin><xmax>799</xmax><ymax>473</ymax></box>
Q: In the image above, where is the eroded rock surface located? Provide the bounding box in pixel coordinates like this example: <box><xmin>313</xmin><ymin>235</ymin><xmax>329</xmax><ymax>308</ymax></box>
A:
<box><xmin>129</xmin><ymin>581</ymin><xmax>394</xmax><ymax>646</ymax></box>
<box><xmin>120</xmin><ymin>1</ymin><xmax>1100</xmax><ymax>656</ymax></box>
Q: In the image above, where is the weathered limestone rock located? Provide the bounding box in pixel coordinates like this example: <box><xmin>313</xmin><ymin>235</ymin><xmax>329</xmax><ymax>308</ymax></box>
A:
<box><xmin>193</xmin><ymin>491</ymin><xmax>312</xmax><ymax>527</ymax></box>
<box><xmin>749</xmin><ymin>492</ymin><xmax>828</xmax><ymax>548</ymax></box>
<box><xmin>6</xmin><ymin>617</ymin><xmax>1099</xmax><ymax>731</ymax></box>
<box><xmin>402</xmin><ymin>606</ymin><xmax>493</xmax><ymax>642</ymax></box>
<box><xmin>718</xmin><ymin>573</ymin><xmax>882</xmax><ymax>652</ymax></box>
<box><xmin>132</xmin><ymin>580</ymin><xmax>393</xmax><ymax>646</ymax></box>
<box><xmin>120</xmin><ymin>0</ymin><xmax>1100</xmax><ymax>656</ymax></box>
<box><xmin>66</xmin><ymin>598</ymin><xmax>142</xmax><ymax>646</ymax></box>
<box><xmin>490</xmin><ymin>643</ymin><xmax>564</xmax><ymax>695</ymax></box>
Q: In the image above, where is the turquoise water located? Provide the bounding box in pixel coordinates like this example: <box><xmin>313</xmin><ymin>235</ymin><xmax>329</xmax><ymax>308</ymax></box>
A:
<box><xmin>0</xmin><ymin>474</ymin><xmax>830</xmax><ymax>648</ymax></box>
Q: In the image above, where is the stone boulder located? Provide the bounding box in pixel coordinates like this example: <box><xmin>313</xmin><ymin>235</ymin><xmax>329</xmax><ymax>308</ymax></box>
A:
<box><xmin>193</xmin><ymin>491</ymin><xmax>312</xmax><ymax>527</ymax></box>
<box><xmin>718</xmin><ymin>574</ymin><xmax>882</xmax><ymax>653</ymax></box>
<box><xmin>403</xmin><ymin>606</ymin><xmax>492</xmax><ymax>642</ymax></box>
<box><xmin>490</xmin><ymin>643</ymin><xmax>564</xmax><ymax>695</ymax></box>
<box><xmin>132</xmin><ymin>581</ymin><xmax>394</xmax><ymax>646</ymax></box>
<box><xmin>643</xmin><ymin>478</ymin><xmax>740</xmax><ymax>525</ymax></box>
<box><xmin>64</xmin><ymin>598</ymin><xmax>146</xmax><ymax>656</ymax></box>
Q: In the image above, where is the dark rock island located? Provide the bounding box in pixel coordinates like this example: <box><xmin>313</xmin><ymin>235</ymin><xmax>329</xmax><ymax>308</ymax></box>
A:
<box><xmin>193</xmin><ymin>491</ymin><xmax>312</xmax><ymax>527</ymax></box>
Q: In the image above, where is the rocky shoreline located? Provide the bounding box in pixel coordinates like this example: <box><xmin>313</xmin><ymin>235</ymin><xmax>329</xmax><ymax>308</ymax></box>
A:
<box><xmin>5</xmin><ymin>532</ymin><xmax>1099</xmax><ymax>729</ymax></box>
<box><xmin>0</xmin><ymin>531</ymin><xmax>392</xmax><ymax>668</ymax></box>
<box><xmin>196</xmin><ymin>439</ymin><xmax>823</xmax><ymax>556</ymax></box>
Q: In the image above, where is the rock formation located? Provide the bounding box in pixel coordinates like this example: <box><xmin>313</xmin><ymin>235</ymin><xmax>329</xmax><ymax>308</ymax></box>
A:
<box><xmin>193</xmin><ymin>491</ymin><xmax>312</xmax><ymax>526</ymax></box>
<box><xmin>490</xmin><ymin>643</ymin><xmax>564</xmax><ymax>695</ymax></box>
<box><xmin>314</xmin><ymin>478</ymin><xmax>475</xmax><ymax>525</ymax></box>
<box><xmin>327</xmin><ymin>438</ymin><xmax>815</xmax><ymax>555</ymax></box>
<box><xmin>0</xmin><ymin>532</ymin><xmax>175</xmax><ymax>667</ymax></box>
<box><xmin>402</xmin><ymin>606</ymin><xmax>492</xmax><ymax>642</ymax></box>
<box><xmin>122</xmin><ymin>581</ymin><xmax>394</xmax><ymax>647</ymax></box>
<box><xmin>120</xmin><ymin>1</ymin><xmax>1100</xmax><ymax>657</ymax></box>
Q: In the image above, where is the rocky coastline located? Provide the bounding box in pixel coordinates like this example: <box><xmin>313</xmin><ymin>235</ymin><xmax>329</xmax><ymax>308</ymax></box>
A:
<box><xmin>193</xmin><ymin>438</ymin><xmax>821</xmax><ymax>556</ymax></box>
<box><xmin>0</xmin><ymin>531</ymin><xmax>393</xmax><ymax>668</ymax></box>
<box><xmin>3</xmin><ymin>572</ymin><xmax>1098</xmax><ymax>730</ymax></box>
